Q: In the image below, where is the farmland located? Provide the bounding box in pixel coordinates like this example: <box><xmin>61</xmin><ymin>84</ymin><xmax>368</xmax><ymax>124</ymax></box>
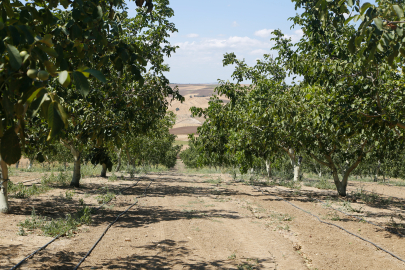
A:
<box><xmin>3</xmin><ymin>0</ymin><xmax>405</xmax><ymax>269</ymax></box>
<box><xmin>1</xmin><ymin>162</ymin><xmax>405</xmax><ymax>269</ymax></box>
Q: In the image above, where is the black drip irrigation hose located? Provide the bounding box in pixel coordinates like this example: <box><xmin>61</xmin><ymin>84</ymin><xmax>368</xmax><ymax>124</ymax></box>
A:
<box><xmin>251</xmin><ymin>185</ymin><xmax>405</xmax><ymax>264</ymax></box>
<box><xmin>73</xmin><ymin>181</ymin><xmax>153</xmax><ymax>270</ymax></box>
<box><xmin>9</xmin><ymin>180</ymin><xmax>142</xmax><ymax>270</ymax></box>
<box><xmin>9</xmin><ymin>235</ymin><xmax>62</xmax><ymax>270</ymax></box>
<box><xmin>274</xmin><ymin>185</ymin><xmax>405</xmax><ymax>238</ymax></box>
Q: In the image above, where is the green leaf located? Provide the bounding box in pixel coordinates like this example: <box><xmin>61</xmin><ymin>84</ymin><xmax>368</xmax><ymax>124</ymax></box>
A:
<box><xmin>60</xmin><ymin>0</ymin><xmax>70</xmax><ymax>9</ymax></box>
<box><xmin>396</xmin><ymin>26</ymin><xmax>403</xmax><ymax>37</ymax></box>
<box><xmin>29</xmin><ymin>90</ymin><xmax>48</xmax><ymax>117</ymax></box>
<box><xmin>56</xmin><ymin>102</ymin><xmax>68</xmax><ymax>128</ymax></box>
<box><xmin>348</xmin><ymin>36</ymin><xmax>356</xmax><ymax>53</ymax></box>
<box><xmin>37</xmin><ymin>34</ymin><xmax>54</xmax><ymax>47</ymax></box>
<box><xmin>73</xmin><ymin>71</ymin><xmax>90</xmax><ymax>97</ymax></box>
<box><xmin>0</xmin><ymin>128</ymin><xmax>21</xmax><ymax>165</ymax></box>
<box><xmin>392</xmin><ymin>5</ymin><xmax>404</xmax><ymax>19</ymax></box>
<box><xmin>377</xmin><ymin>42</ymin><xmax>384</xmax><ymax>52</ymax></box>
<box><xmin>37</xmin><ymin>44</ymin><xmax>58</xmax><ymax>58</ymax></box>
<box><xmin>360</xmin><ymin>2</ymin><xmax>373</xmax><ymax>15</ymax></box>
<box><xmin>387</xmin><ymin>51</ymin><xmax>396</xmax><ymax>66</ymax></box>
<box><xmin>83</xmin><ymin>69</ymin><xmax>107</xmax><ymax>83</ymax></box>
<box><xmin>58</xmin><ymin>71</ymin><xmax>71</xmax><ymax>87</ymax></box>
<box><xmin>347</xmin><ymin>0</ymin><xmax>354</xmax><ymax>7</ymax></box>
<box><xmin>373</xmin><ymin>17</ymin><xmax>383</xmax><ymax>30</ymax></box>
<box><xmin>93</xmin><ymin>6</ymin><xmax>103</xmax><ymax>20</ymax></box>
<box><xmin>6</xmin><ymin>44</ymin><xmax>22</xmax><ymax>70</ymax></box>
<box><xmin>344</xmin><ymin>16</ymin><xmax>355</xmax><ymax>25</ymax></box>
<box><xmin>23</xmin><ymin>87</ymin><xmax>45</xmax><ymax>104</ymax></box>
<box><xmin>47</xmin><ymin>101</ymin><xmax>64</xmax><ymax>140</ymax></box>
<box><xmin>400</xmin><ymin>48</ymin><xmax>405</xmax><ymax>57</ymax></box>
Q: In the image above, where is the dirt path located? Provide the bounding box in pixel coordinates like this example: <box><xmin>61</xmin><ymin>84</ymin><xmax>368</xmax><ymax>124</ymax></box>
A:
<box><xmin>2</xmin><ymin>169</ymin><xmax>405</xmax><ymax>269</ymax></box>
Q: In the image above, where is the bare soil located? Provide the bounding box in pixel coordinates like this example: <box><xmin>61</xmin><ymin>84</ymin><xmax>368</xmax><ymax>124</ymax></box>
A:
<box><xmin>168</xmin><ymin>84</ymin><xmax>229</xmax><ymax>134</ymax></box>
<box><xmin>1</xmin><ymin>164</ymin><xmax>405</xmax><ymax>269</ymax></box>
<box><xmin>169</xmin><ymin>126</ymin><xmax>199</xmax><ymax>135</ymax></box>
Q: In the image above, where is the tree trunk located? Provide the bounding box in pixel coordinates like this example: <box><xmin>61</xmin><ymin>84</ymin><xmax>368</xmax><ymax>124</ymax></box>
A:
<box><xmin>16</xmin><ymin>160</ymin><xmax>19</xmax><ymax>169</ymax></box>
<box><xmin>28</xmin><ymin>158</ymin><xmax>34</xmax><ymax>169</ymax></box>
<box><xmin>330</xmin><ymin>158</ymin><xmax>361</xmax><ymax>197</ymax></box>
<box><xmin>265</xmin><ymin>160</ymin><xmax>271</xmax><ymax>178</ymax></box>
<box><xmin>115</xmin><ymin>148</ymin><xmax>122</xmax><ymax>172</ymax></box>
<box><xmin>0</xmin><ymin>159</ymin><xmax>10</xmax><ymax>213</ymax></box>
<box><xmin>374</xmin><ymin>160</ymin><xmax>381</xmax><ymax>182</ymax></box>
<box><xmin>334</xmin><ymin>172</ymin><xmax>348</xmax><ymax>197</ymax></box>
<box><xmin>288</xmin><ymin>149</ymin><xmax>301</xmax><ymax>182</ymax></box>
<box><xmin>126</xmin><ymin>148</ymin><xmax>132</xmax><ymax>169</ymax></box>
<box><xmin>101</xmin><ymin>163</ymin><xmax>107</xmax><ymax>178</ymax></box>
<box><xmin>70</xmin><ymin>152</ymin><xmax>81</xmax><ymax>187</ymax></box>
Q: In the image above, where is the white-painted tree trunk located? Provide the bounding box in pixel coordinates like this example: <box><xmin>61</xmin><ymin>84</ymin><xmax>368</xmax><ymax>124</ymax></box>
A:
<box><xmin>0</xmin><ymin>159</ymin><xmax>10</xmax><ymax>213</ymax></box>
<box><xmin>28</xmin><ymin>158</ymin><xmax>33</xmax><ymax>169</ymax></box>
<box><xmin>101</xmin><ymin>163</ymin><xmax>107</xmax><ymax>178</ymax></box>
<box><xmin>288</xmin><ymin>149</ymin><xmax>301</xmax><ymax>182</ymax></box>
<box><xmin>293</xmin><ymin>165</ymin><xmax>300</xmax><ymax>182</ymax></box>
<box><xmin>265</xmin><ymin>160</ymin><xmax>271</xmax><ymax>178</ymax></box>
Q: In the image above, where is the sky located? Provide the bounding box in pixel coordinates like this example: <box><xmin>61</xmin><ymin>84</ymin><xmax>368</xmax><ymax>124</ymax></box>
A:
<box><xmin>126</xmin><ymin>0</ymin><xmax>306</xmax><ymax>84</ymax></box>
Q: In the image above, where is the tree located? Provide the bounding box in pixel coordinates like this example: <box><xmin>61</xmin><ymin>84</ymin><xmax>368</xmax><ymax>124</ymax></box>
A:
<box><xmin>123</xmin><ymin>112</ymin><xmax>181</xmax><ymax>169</ymax></box>
<box><xmin>0</xmin><ymin>0</ymin><xmax>153</xmax><ymax>213</ymax></box>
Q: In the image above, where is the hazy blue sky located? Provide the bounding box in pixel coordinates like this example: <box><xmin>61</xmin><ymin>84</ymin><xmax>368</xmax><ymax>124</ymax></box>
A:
<box><xmin>128</xmin><ymin>1</ymin><xmax>305</xmax><ymax>83</ymax></box>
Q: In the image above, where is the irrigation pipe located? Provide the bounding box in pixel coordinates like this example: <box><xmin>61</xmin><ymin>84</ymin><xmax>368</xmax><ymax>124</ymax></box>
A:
<box><xmin>9</xmin><ymin>179</ymin><xmax>142</xmax><ymax>270</ymax></box>
<box><xmin>274</xmin><ymin>185</ymin><xmax>404</xmax><ymax>238</ymax></box>
<box><xmin>73</xmin><ymin>181</ymin><xmax>153</xmax><ymax>270</ymax></box>
<box><xmin>251</xmin><ymin>185</ymin><xmax>405</xmax><ymax>264</ymax></box>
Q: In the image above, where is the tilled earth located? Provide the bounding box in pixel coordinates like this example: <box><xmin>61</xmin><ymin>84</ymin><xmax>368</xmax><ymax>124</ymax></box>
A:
<box><xmin>1</xmin><ymin>168</ymin><xmax>405</xmax><ymax>269</ymax></box>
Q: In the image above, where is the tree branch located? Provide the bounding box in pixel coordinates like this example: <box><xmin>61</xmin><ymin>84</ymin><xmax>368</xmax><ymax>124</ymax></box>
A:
<box><xmin>308</xmin><ymin>152</ymin><xmax>331</xmax><ymax>168</ymax></box>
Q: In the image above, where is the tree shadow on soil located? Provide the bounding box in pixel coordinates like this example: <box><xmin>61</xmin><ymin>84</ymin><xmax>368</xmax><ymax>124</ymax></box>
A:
<box><xmin>84</xmin><ymin>239</ymin><xmax>276</xmax><ymax>269</ymax></box>
<box><xmin>258</xmin><ymin>186</ymin><xmax>405</xmax><ymax>237</ymax></box>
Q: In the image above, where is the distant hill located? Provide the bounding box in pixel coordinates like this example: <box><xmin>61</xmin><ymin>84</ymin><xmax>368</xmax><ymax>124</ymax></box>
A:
<box><xmin>168</xmin><ymin>84</ymin><xmax>228</xmax><ymax>138</ymax></box>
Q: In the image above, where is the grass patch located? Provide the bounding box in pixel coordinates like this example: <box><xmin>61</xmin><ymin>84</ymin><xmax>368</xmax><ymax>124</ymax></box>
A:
<box><xmin>269</xmin><ymin>212</ymin><xmax>294</xmax><ymax>222</ymax></box>
<box><xmin>205</xmin><ymin>177</ymin><xmax>222</xmax><ymax>185</ymax></box>
<box><xmin>304</xmin><ymin>179</ymin><xmax>335</xmax><ymax>190</ymax></box>
<box><xmin>18</xmin><ymin>206</ymin><xmax>93</xmax><ymax>237</ymax></box>
<box><xmin>7</xmin><ymin>172</ymin><xmax>70</xmax><ymax>198</ymax></box>
<box><xmin>96</xmin><ymin>187</ymin><xmax>116</xmax><ymax>204</ymax></box>
<box><xmin>341</xmin><ymin>200</ymin><xmax>363</xmax><ymax>213</ymax></box>
<box><xmin>278</xmin><ymin>179</ymin><xmax>301</xmax><ymax>190</ymax></box>
<box><xmin>108</xmin><ymin>173</ymin><xmax>118</xmax><ymax>181</ymax></box>
<box><xmin>388</xmin><ymin>180</ymin><xmax>405</xmax><ymax>187</ymax></box>
<box><xmin>350</xmin><ymin>188</ymin><xmax>392</xmax><ymax>206</ymax></box>
<box><xmin>183</xmin><ymin>167</ymin><xmax>225</xmax><ymax>174</ymax></box>
<box><xmin>173</xmin><ymin>140</ymin><xmax>189</xmax><ymax>146</ymax></box>
<box><xmin>65</xmin><ymin>190</ymin><xmax>75</xmax><ymax>200</ymax></box>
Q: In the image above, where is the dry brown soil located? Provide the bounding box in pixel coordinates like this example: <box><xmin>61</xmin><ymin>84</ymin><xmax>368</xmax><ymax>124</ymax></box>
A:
<box><xmin>1</xmin><ymin>164</ymin><xmax>405</xmax><ymax>269</ymax></box>
<box><xmin>168</xmin><ymin>84</ymin><xmax>229</xmax><ymax>133</ymax></box>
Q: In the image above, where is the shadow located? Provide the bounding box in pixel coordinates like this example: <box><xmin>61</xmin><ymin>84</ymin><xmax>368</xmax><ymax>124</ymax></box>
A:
<box><xmin>0</xmin><ymin>244</ymin><xmax>24</xmax><ymax>267</ymax></box>
<box><xmin>7</xmin><ymin>249</ymin><xmax>88</xmax><ymax>270</ymax></box>
<box><xmin>256</xmin><ymin>185</ymin><xmax>405</xmax><ymax>237</ymax></box>
<box><xmin>83</xmin><ymin>239</ymin><xmax>276</xmax><ymax>270</ymax></box>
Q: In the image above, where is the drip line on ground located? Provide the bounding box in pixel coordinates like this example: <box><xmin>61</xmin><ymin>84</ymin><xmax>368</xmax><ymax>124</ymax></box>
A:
<box><xmin>251</xmin><ymin>185</ymin><xmax>405</xmax><ymax>264</ymax></box>
<box><xmin>9</xmin><ymin>178</ymin><xmax>143</xmax><ymax>270</ymax></box>
<box><xmin>73</xmin><ymin>181</ymin><xmax>153</xmax><ymax>270</ymax></box>
<box><xmin>274</xmin><ymin>185</ymin><xmax>404</xmax><ymax>238</ymax></box>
